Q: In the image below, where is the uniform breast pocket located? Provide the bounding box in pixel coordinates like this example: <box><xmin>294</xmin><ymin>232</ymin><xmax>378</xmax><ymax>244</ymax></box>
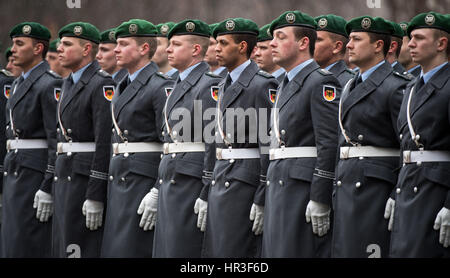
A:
<box><xmin>363</xmin><ymin>162</ymin><xmax>397</xmax><ymax>186</ymax></box>
<box><xmin>127</xmin><ymin>159</ymin><xmax>159</xmax><ymax>179</ymax></box>
<box><xmin>288</xmin><ymin>164</ymin><xmax>314</xmax><ymax>183</ymax></box>
<box><xmin>227</xmin><ymin>165</ymin><xmax>259</xmax><ymax>187</ymax></box>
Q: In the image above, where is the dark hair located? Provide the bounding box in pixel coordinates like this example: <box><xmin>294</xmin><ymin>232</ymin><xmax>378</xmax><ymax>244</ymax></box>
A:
<box><xmin>367</xmin><ymin>32</ymin><xmax>391</xmax><ymax>57</ymax></box>
<box><xmin>134</xmin><ymin>37</ymin><xmax>158</xmax><ymax>59</ymax></box>
<box><xmin>329</xmin><ymin>32</ymin><xmax>349</xmax><ymax>55</ymax></box>
<box><xmin>32</xmin><ymin>38</ymin><xmax>49</xmax><ymax>59</ymax></box>
<box><xmin>231</xmin><ymin>34</ymin><xmax>257</xmax><ymax>58</ymax></box>
<box><xmin>293</xmin><ymin>26</ymin><xmax>317</xmax><ymax>56</ymax></box>
<box><xmin>391</xmin><ymin>36</ymin><xmax>403</xmax><ymax>58</ymax></box>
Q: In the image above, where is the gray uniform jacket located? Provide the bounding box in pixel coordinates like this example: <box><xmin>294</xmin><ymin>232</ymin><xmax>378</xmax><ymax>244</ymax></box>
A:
<box><xmin>329</xmin><ymin>60</ymin><xmax>356</xmax><ymax>88</ymax></box>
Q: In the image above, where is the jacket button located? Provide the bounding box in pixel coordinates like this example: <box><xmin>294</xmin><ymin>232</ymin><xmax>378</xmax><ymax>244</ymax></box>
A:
<box><xmin>266</xmin><ymin>181</ymin><xmax>270</xmax><ymax>186</ymax></box>
<box><xmin>355</xmin><ymin>182</ymin><xmax>361</xmax><ymax>188</ymax></box>
<box><xmin>170</xmin><ymin>179</ymin><xmax>176</xmax><ymax>184</ymax></box>
<box><xmin>225</xmin><ymin>181</ymin><xmax>230</xmax><ymax>187</ymax></box>
<box><xmin>15</xmin><ymin>129</ymin><xmax>21</xmax><ymax>133</ymax></box>
<box><xmin>227</xmin><ymin>133</ymin><xmax>231</xmax><ymax>138</ymax></box>
<box><xmin>279</xmin><ymin>180</ymin><xmax>283</xmax><ymax>185</ymax></box>
<box><xmin>121</xmin><ymin>177</ymin><xmax>126</xmax><ymax>182</ymax></box>
<box><xmin>337</xmin><ymin>181</ymin><xmax>342</xmax><ymax>186</ymax></box>
<box><xmin>109</xmin><ymin>176</ymin><xmax>113</xmax><ymax>181</ymax></box>
<box><xmin>54</xmin><ymin>176</ymin><xmax>58</xmax><ymax>181</ymax></box>
<box><xmin>3</xmin><ymin>171</ymin><xmax>7</xmax><ymax>176</ymax></box>
<box><xmin>67</xmin><ymin>152</ymin><xmax>72</xmax><ymax>157</ymax></box>
<box><xmin>162</xmin><ymin>131</ymin><xmax>165</xmax><ymax>136</ymax></box>
<box><xmin>215</xmin><ymin>131</ymin><xmax>218</xmax><ymax>136</ymax></box>
<box><xmin>212</xmin><ymin>180</ymin><xmax>216</xmax><ymax>186</ymax></box>
<box><xmin>399</xmin><ymin>134</ymin><xmax>403</xmax><ymax>140</ymax></box>
<box><xmin>416</xmin><ymin>161</ymin><xmax>422</xmax><ymax>166</ymax></box>
<box><xmin>414</xmin><ymin>134</ymin><xmax>420</xmax><ymax>140</ymax></box>
<box><xmin>6</xmin><ymin>125</ymin><xmax>9</xmax><ymax>129</ymax></box>
<box><xmin>67</xmin><ymin>129</ymin><xmax>72</xmax><ymax>134</ymax></box>
<box><xmin>124</xmin><ymin>152</ymin><xmax>129</xmax><ymax>158</ymax></box>
<box><xmin>281</xmin><ymin>130</ymin><xmax>286</xmax><ymax>135</ymax></box>
<box><xmin>67</xmin><ymin>176</ymin><xmax>71</xmax><ymax>181</ymax></box>
<box><xmin>396</xmin><ymin>188</ymin><xmax>401</xmax><ymax>194</ymax></box>
<box><xmin>124</xmin><ymin>130</ymin><xmax>129</xmax><ymax>135</ymax></box>
<box><xmin>171</xmin><ymin>153</ymin><xmax>176</xmax><ymax>158</ymax></box>
<box><xmin>160</xmin><ymin>154</ymin><xmax>163</xmax><ymax>159</ymax></box>
<box><xmin>229</xmin><ymin>159</ymin><xmax>235</xmax><ymax>164</ymax></box>
<box><xmin>159</xmin><ymin>179</ymin><xmax>163</xmax><ymax>184</ymax></box>
<box><xmin>57</xmin><ymin>128</ymin><xmax>60</xmax><ymax>133</ymax></box>
<box><xmin>269</xmin><ymin>130</ymin><xmax>273</xmax><ymax>136</ymax></box>
<box><xmin>359</xmin><ymin>156</ymin><xmax>364</xmax><ymax>160</ymax></box>
<box><xmin>172</xmin><ymin>130</ymin><xmax>177</xmax><ymax>137</ymax></box>
<box><xmin>414</xmin><ymin>186</ymin><xmax>418</xmax><ymax>193</ymax></box>
<box><xmin>358</xmin><ymin>134</ymin><xmax>364</xmax><ymax>141</ymax></box>
<box><xmin>14</xmin><ymin>149</ymin><xmax>18</xmax><ymax>154</ymax></box>
<box><xmin>13</xmin><ymin>171</ymin><xmax>18</xmax><ymax>176</ymax></box>
<box><xmin>112</xmin><ymin>128</ymin><xmax>115</xmax><ymax>133</ymax></box>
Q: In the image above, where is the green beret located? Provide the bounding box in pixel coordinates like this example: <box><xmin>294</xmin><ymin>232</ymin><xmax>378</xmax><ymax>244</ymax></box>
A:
<box><xmin>257</xmin><ymin>24</ymin><xmax>273</xmax><ymax>42</ymax></box>
<box><xmin>168</xmin><ymin>19</ymin><xmax>210</xmax><ymax>40</ymax></box>
<box><xmin>213</xmin><ymin>18</ymin><xmax>259</xmax><ymax>38</ymax></box>
<box><xmin>100</xmin><ymin>28</ymin><xmax>117</xmax><ymax>43</ymax></box>
<box><xmin>345</xmin><ymin>16</ymin><xmax>394</xmax><ymax>36</ymax></box>
<box><xmin>59</xmin><ymin>22</ymin><xmax>100</xmax><ymax>44</ymax></box>
<box><xmin>5</xmin><ymin>47</ymin><xmax>12</xmax><ymax>60</ymax></box>
<box><xmin>115</xmin><ymin>19</ymin><xmax>157</xmax><ymax>39</ymax></box>
<box><xmin>209</xmin><ymin>23</ymin><xmax>219</xmax><ymax>37</ymax></box>
<box><xmin>389</xmin><ymin>21</ymin><xmax>405</xmax><ymax>38</ymax></box>
<box><xmin>49</xmin><ymin>39</ymin><xmax>60</xmax><ymax>52</ymax></box>
<box><xmin>269</xmin><ymin>11</ymin><xmax>316</xmax><ymax>35</ymax></box>
<box><xmin>407</xmin><ymin>12</ymin><xmax>450</xmax><ymax>37</ymax></box>
<box><xmin>399</xmin><ymin>22</ymin><xmax>409</xmax><ymax>36</ymax></box>
<box><xmin>156</xmin><ymin>22</ymin><xmax>175</xmax><ymax>37</ymax></box>
<box><xmin>315</xmin><ymin>14</ymin><xmax>348</xmax><ymax>38</ymax></box>
<box><xmin>9</xmin><ymin>22</ymin><xmax>51</xmax><ymax>41</ymax></box>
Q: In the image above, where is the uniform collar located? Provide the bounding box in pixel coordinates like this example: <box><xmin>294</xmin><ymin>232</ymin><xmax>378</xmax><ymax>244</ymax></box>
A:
<box><xmin>229</xmin><ymin>59</ymin><xmax>251</xmax><ymax>84</ymax></box>
<box><xmin>213</xmin><ymin>66</ymin><xmax>226</xmax><ymax>76</ymax></box>
<box><xmin>179</xmin><ymin>62</ymin><xmax>201</xmax><ymax>81</ymax></box>
<box><xmin>325</xmin><ymin>61</ymin><xmax>339</xmax><ymax>72</ymax></box>
<box><xmin>272</xmin><ymin>67</ymin><xmax>286</xmax><ymax>78</ymax></box>
<box><xmin>286</xmin><ymin>59</ymin><xmax>314</xmax><ymax>81</ymax></box>
<box><xmin>391</xmin><ymin>61</ymin><xmax>398</xmax><ymax>68</ymax></box>
<box><xmin>421</xmin><ymin>62</ymin><xmax>448</xmax><ymax>84</ymax></box>
<box><xmin>129</xmin><ymin>62</ymin><xmax>152</xmax><ymax>82</ymax></box>
<box><xmin>166</xmin><ymin>67</ymin><xmax>178</xmax><ymax>77</ymax></box>
<box><xmin>72</xmin><ymin>62</ymin><xmax>92</xmax><ymax>84</ymax></box>
<box><xmin>360</xmin><ymin>60</ymin><xmax>386</xmax><ymax>82</ymax></box>
<box><xmin>22</xmin><ymin>61</ymin><xmax>44</xmax><ymax>80</ymax></box>
<box><xmin>408</xmin><ymin>64</ymin><xmax>421</xmax><ymax>74</ymax></box>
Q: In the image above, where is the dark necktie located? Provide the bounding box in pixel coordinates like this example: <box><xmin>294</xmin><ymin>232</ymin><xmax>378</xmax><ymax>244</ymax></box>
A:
<box><xmin>13</xmin><ymin>75</ymin><xmax>24</xmax><ymax>95</ymax></box>
<box><xmin>416</xmin><ymin>77</ymin><xmax>425</xmax><ymax>91</ymax></box>
<box><xmin>224</xmin><ymin>74</ymin><xmax>232</xmax><ymax>91</ymax></box>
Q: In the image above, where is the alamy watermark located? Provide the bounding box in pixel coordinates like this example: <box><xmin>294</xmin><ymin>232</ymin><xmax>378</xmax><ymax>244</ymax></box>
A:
<box><xmin>66</xmin><ymin>0</ymin><xmax>81</xmax><ymax>9</ymax></box>
<box><xmin>366</xmin><ymin>0</ymin><xmax>381</xmax><ymax>9</ymax></box>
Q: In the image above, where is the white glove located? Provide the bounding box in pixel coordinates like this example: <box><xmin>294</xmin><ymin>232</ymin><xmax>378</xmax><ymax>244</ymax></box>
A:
<box><xmin>137</xmin><ymin>187</ymin><xmax>158</xmax><ymax>231</ymax></box>
<box><xmin>305</xmin><ymin>200</ymin><xmax>331</xmax><ymax>237</ymax></box>
<box><xmin>383</xmin><ymin>197</ymin><xmax>396</xmax><ymax>231</ymax></box>
<box><xmin>433</xmin><ymin>207</ymin><xmax>450</xmax><ymax>248</ymax></box>
<box><xmin>82</xmin><ymin>199</ymin><xmax>104</xmax><ymax>231</ymax></box>
<box><xmin>249</xmin><ymin>203</ymin><xmax>264</xmax><ymax>235</ymax></box>
<box><xmin>194</xmin><ymin>198</ymin><xmax>208</xmax><ymax>232</ymax></box>
<box><xmin>33</xmin><ymin>189</ymin><xmax>53</xmax><ymax>222</ymax></box>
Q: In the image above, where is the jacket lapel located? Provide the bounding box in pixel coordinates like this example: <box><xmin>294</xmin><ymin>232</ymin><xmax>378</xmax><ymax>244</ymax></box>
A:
<box><xmin>329</xmin><ymin>60</ymin><xmax>346</xmax><ymax>77</ymax></box>
<box><xmin>221</xmin><ymin>61</ymin><xmax>258</xmax><ymax>111</ymax></box>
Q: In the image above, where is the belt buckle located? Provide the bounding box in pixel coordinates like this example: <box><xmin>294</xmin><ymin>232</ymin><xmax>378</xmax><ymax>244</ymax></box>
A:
<box><xmin>216</xmin><ymin>148</ymin><xmax>223</xmax><ymax>160</ymax></box>
<box><xmin>341</xmin><ymin>146</ymin><xmax>350</xmax><ymax>160</ymax></box>
<box><xmin>57</xmin><ymin>143</ymin><xmax>63</xmax><ymax>154</ymax></box>
<box><xmin>403</xmin><ymin>150</ymin><xmax>411</xmax><ymax>163</ymax></box>
<box><xmin>163</xmin><ymin>143</ymin><xmax>169</xmax><ymax>155</ymax></box>
<box><xmin>112</xmin><ymin>143</ymin><xmax>119</xmax><ymax>155</ymax></box>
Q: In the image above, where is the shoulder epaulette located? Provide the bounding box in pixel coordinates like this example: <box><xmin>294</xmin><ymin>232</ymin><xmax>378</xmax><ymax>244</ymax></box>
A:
<box><xmin>47</xmin><ymin>69</ymin><xmax>61</xmax><ymax>78</ymax></box>
<box><xmin>393</xmin><ymin>71</ymin><xmax>413</xmax><ymax>81</ymax></box>
<box><xmin>156</xmin><ymin>72</ymin><xmax>173</xmax><ymax>80</ymax></box>
<box><xmin>345</xmin><ymin>68</ymin><xmax>356</xmax><ymax>75</ymax></box>
<box><xmin>205</xmin><ymin>71</ymin><xmax>221</xmax><ymax>78</ymax></box>
<box><xmin>98</xmin><ymin>69</ymin><xmax>111</xmax><ymax>77</ymax></box>
<box><xmin>1</xmin><ymin>69</ymin><xmax>13</xmax><ymax>77</ymax></box>
<box><xmin>317</xmin><ymin>68</ymin><xmax>333</xmax><ymax>76</ymax></box>
<box><xmin>257</xmin><ymin>70</ymin><xmax>273</xmax><ymax>79</ymax></box>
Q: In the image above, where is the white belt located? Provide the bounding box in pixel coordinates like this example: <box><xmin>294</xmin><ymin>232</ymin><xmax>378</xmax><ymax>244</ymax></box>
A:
<box><xmin>163</xmin><ymin>142</ymin><xmax>205</xmax><ymax>155</ymax></box>
<box><xmin>112</xmin><ymin>142</ymin><xmax>163</xmax><ymax>154</ymax></box>
<box><xmin>216</xmin><ymin>148</ymin><xmax>260</xmax><ymax>160</ymax></box>
<box><xmin>269</xmin><ymin>147</ymin><xmax>317</xmax><ymax>160</ymax></box>
<box><xmin>403</xmin><ymin>150</ymin><xmax>450</xmax><ymax>163</ymax></box>
<box><xmin>6</xmin><ymin>139</ymin><xmax>48</xmax><ymax>151</ymax></box>
<box><xmin>57</xmin><ymin>142</ymin><xmax>96</xmax><ymax>154</ymax></box>
<box><xmin>340</xmin><ymin>146</ymin><xmax>399</xmax><ymax>159</ymax></box>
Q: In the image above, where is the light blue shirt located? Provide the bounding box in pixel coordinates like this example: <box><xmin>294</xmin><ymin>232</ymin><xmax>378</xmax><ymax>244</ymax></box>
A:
<box><xmin>129</xmin><ymin>62</ymin><xmax>151</xmax><ymax>82</ymax></box>
<box><xmin>286</xmin><ymin>59</ymin><xmax>314</xmax><ymax>81</ymax></box>
<box><xmin>22</xmin><ymin>61</ymin><xmax>44</xmax><ymax>80</ymax></box>
<box><xmin>213</xmin><ymin>66</ymin><xmax>226</xmax><ymax>76</ymax></box>
<box><xmin>179</xmin><ymin>62</ymin><xmax>201</xmax><ymax>81</ymax></box>
<box><xmin>420</xmin><ymin>62</ymin><xmax>448</xmax><ymax>84</ymax></box>
<box><xmin>391</xmin><ymin>61</ymin><xmax>399</xmax><ymax>68</ymax></box>
<box><xmin>325</xmin><ymin>61</ymin><xmax>338</xmax><ymax>72</ymax></box>
<box><xmin>111</xmin><ymin>70</ymin><xmax>120</xmax><ymax>80</ymax></box>
<box><xmin>229</xmin><ymin>60</ymin><xmax>251</xmax><ymax>84</ymax></box>
<box><xmin>272</xmin><ymin>67</ymin><xmax>286</xmax><ymax>79</ymax></box>
<box><xmin>408</xmin><ymin>64</ymin><xmax>421</xmax><ymax>74</ymax></box>
<box><xmin>72</xmin><ymin>62</ymin><xmax>92</xmax><ymax>84</ymax></box>
<box><xmin>359</xmin><ymin>60</ymin><xmax>385</xmax><ymax>82</ymax></box>
<box><xmin>166</xmin><ymin>68</ymin><xmax>178</xmax><ymax>77</ymax></box>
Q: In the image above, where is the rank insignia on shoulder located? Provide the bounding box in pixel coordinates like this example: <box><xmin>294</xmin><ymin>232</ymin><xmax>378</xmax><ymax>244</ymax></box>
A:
<box><xmin>205</xmin><ymin>72</ymin><xmax>221</xmax><ymax>78</ymax></box>
<box><xmin>269</xmin><ymin>89</ymin><xmax>277</xmax><ymax>104</ymax></box>
<box><xmin>257</xmin><ymin>70</ymin><xmax>272</xmax><ymax>78</ymax></box>
<box><xmin>103</xmin><ymin>86</ymin><xmax>115</xmax><ymax>101</ymax></box>
<box><xmin>156</xmin><ymin>72</ymin><xmax>172</xmax><ymax>80</ymax></box>
<box><xmin>98</xmin><ymin>69</ymin><xmax>111</xmax><ymax>77</ymax></box>
<box><xmin>211</xmin><ymin>86</ymin><xmax>220</xmax><ymax>101</ymax></box>
<box><xmin>318</xmin><ymin>69</ymin><xmax>332</xmax><ymax>75</ymax></box>
<box><xmin>4</xmin><ymin>85</ymin><xmax>11</xmax><ymax>99</ymax></box>
<box><xmin>54</xmin><ymin>88</ymin><xmax>61</xmax><ymax>101</ymax></box>
<box><xmin>165</xmin><ymin>87</ymin><xmax>173</xmax><ymax>97</ymax></box>
<box><xmin>323</xmin><ymin>85</ymin><xmax>336</xmax><ymax>102</ymax></box>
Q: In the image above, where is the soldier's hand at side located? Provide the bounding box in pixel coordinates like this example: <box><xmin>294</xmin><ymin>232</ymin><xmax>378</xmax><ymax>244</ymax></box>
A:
<box><xmin>137</xmin><ymin>187</ymin><xmax>158</xmax><ymax>231</ymax></box>
<box><xmin>433</xmin><ymin>207</ymin><xmax>450</xmax><ymax>248</ymax></box>
<box><xmin>384</xmin><ymin>197</ymin><xmax>396</xmax><ymax>231</ymax></box>
<box><xmin>194</xmin><ymin>198</ymin><xmax>207</xmax><ymax>232</ymax></box>
<box><xmin>249</xmin><ymin>203</ymin><xmax>264</xmax><ymax>235</ymax></box>
<box><xmin>33</xmin><ymin>189</ymin><xmax>53</xmax><ymax>222</ymax></box>
<box><xmin>305</xmin><ymin>200</ymin><xmax>330</xmax><ymax>237</ymax></box>
<box><xmin>82</xmin><ymin>199</ymin><xmax>104</xmax><ymax>231</ymax></box>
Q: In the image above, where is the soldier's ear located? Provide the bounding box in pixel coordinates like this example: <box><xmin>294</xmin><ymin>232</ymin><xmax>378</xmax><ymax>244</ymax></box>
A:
<box><xmin>436</xmin><ymin>36</ymin><xmax>448</xmax><ymax>53</ymax></box>
<box><xmin>238</xmin><ymin>40</ymin><xmax>248</xmax><ymax>55</ymax></box>
<box><xmin>298</xmin><ymin>36</ymin><xmax>309</xmax><ymax>52</ymax></box>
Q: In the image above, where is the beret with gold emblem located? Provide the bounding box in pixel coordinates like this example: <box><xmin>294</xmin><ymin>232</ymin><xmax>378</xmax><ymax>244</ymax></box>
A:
<box><xmin>115</xmin><ymin>19</ymin><xmax>157</xmax><ymax>39</ymax></box>
<box><xmin>10</xmin><ymin>22</ymin><xmax>51</xmax><ymax>41</ymax></box>
<box><xmin>407</xmin><ymin>12</ymin><xmax>450</xmax><ymax>37</ymax></box>
<box><xmin>388</xmin><ymin>20</ymin><xmax>405</xmax><ymax>38</ymax></box>
<box><xmin>5</xmin><ymin>47</ymin><xmax>12</xmax><ymax>60</ymax></box>
<box><xmin>269</xmin><ymin>11</ymin><xmax>316</xmax><ymax>36</ymax></box>
<box><xmin>48</xmin><ymin>39</ymin><xmax>60</xmax><ymax>52</ymax></box>
<box><xmin>213</xmin><ymin>18</ymin><xmax>259</xmax><ymax>38</ymax></box>
<box><xmin>345</xmin><ymin>16</ymin><xmax>394</xmax><ymax>36</ymax></box>
<box><xmin>156</xmin><ymin>22</ymin><xmax>175</xmax><ymax>37</ymax></box>
<box><xmin>315</xmin><ymin>14</ymin><xmax>348</xmax><ymax>38</ymax></box>
<box><xmin>100</xmin><ymin>28</ymin><xmax>118</xmax><ymax>43</ymax></box>
<box><xmin>58</xmin><ymin>22</ymin><xmax>101</xmax><ymax>44</ymax></box>
<box><xmin>168</xmin><ymin>19</ymin><xmax>211</xmax><ymax>40</ymax></box>
<box><xmin>398</xmin><ymin>21</ymin><xmax>409</xmax><ymax>37</ymax></box>
<box><xmin>257</xmin><ymin>24</ymin><xmax>273</xmax><ymax>42</ymax></box>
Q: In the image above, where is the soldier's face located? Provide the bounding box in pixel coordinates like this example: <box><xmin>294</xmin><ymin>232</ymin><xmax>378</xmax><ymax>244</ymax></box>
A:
<box><xmin>314</xmin><ymin>31</ymin><xmax>336</xmax><ymax>68</ymax></box>
<box><xmin>58</xmin><ymin>37</ymin><xmax>86</xmax><ymax>69</ymax></box>
<box><xmin>96</xmin><ymin>43</ymin><xmax>118</xmax><ymax>74</ymax></box>
<box><xmin>11</xmin><ymin>37</ymin><xmax>37</xmax><ymax>68</ymax></box>
<box><xmin>398</xmin><ymin>36</ymin><xmax>413</xmax><ymax>65</ymax></box>
<box><xmin>6</xmin><ymin>56</ymin><xmax>22</xmax><ymax>77</ymax></box>
<box><xmin>152</xmin><ymin>37</ymin><xmax>169</xmax><ymax>67</ymax></box>
<box><xmin>408</xmin><ymin>28</ymin><xmax>447</xmax><ymax>66</ymax></box>
<box><xmin>270</xmin><ymin>27</ymin><xmax>303</xmax><ymax>70</ymax></box>
<box><xmin>166</xmin><ymin>35</ymin><xmax>196</xmax><ymax>71</ymax></box>
<box><xmin>115</xmin><ymin>37</ymin><xmax>143</xmax><ymax>69</ymax></box>
<box><xmin>215</xmin><ymin>34</ymin><xmax>242</xmax><ymax>70</ymax></box>
<box><xmin>254</xmin><ymin>41</ymin><xmax>276</xmax><ymax>72</ymax></box>
<box><xmin>347</xmin><ymin>32</ymin><xmax>377</xmax><ymax>66</ymax></box>
<box><xmin>204</xmin><ymin>37</ymin><xmax>219</xmax><ymax>66</ymax></box>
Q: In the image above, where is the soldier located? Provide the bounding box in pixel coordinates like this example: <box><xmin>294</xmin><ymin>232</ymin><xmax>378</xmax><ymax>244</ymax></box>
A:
<box><xmin>254</xmin><ymin>24</ymin><xmax>285</xmax><ymax>84</ymax></box>
<box><xmin>398</xmin><ymin>22</ymin><xmax>421</xmax><ymax>77</ymax></box>
<box><xmin>151</xmin><ymin>19</ymin><xmax>221</xmax><ymax>258</ymax></box>
<box><xmin>5</xmin><ymin>47</ymin><xmax>22</xmax><ymax>77</ymax></box>
<box><xmin>96</xmin><ymin>29</ymin><xmax>127</xmax><ymax>84</ymax></box>
<box><xmin>100</xmin><ymin>19</ymin><xmax>173</xmax><ymax>258</ymax></box>
<box><xmin>2</xmin><ymin>22</ymin><xmax>62</xmax><ymax>257</ymax></box>
<box><xmin>46</xmin><ymin>39</ymin><xmax>71</xmax><ymax>78</ymax></box>
<box><xmin>205</xmin><ymin>23</ymin><xmax>227</xmax><ymax>78</ymax></box>
<box><xmin>153</xmin><ymin>22</ymin><xmax>179</xmax><ymax>79</ymax></box>
<box><xmin>331</xmin><ymin>16</ymin><xmax>410</xmax><ymax>258</ymax></box>
<box><xmin>387</xmin><ymin>21</ymin><xmax>408</xmax><ymax>74</ymax></box>
<box><xmin>388</xmin><ymin>12</ymin><xmax>450</xmax><ymax>258</ymax></box>
<box><xmin>202</xmin><ymin>18</ymin><xmax>278</xmax><ymax>258</ymax></box>
<box><xmin>53</xmin><ymin>22</ymin><xmax>114</xmax><ymax>258</ymax></box>
<box><xmin>314</xmin><ymin>15</ymin><xmax>355</xmax><ymax>87</ymax></box>
<box><xmin>261</xmin><ymin>11</ymin><xmax>340</xmax><ymax>258</ymax></box>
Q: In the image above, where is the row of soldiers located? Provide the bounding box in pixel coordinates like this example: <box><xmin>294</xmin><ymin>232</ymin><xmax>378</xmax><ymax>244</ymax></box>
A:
<box><xmin>0</xmin><ymin>10</ymin><xmax>449</xmax><ymax>258</ymax></box>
